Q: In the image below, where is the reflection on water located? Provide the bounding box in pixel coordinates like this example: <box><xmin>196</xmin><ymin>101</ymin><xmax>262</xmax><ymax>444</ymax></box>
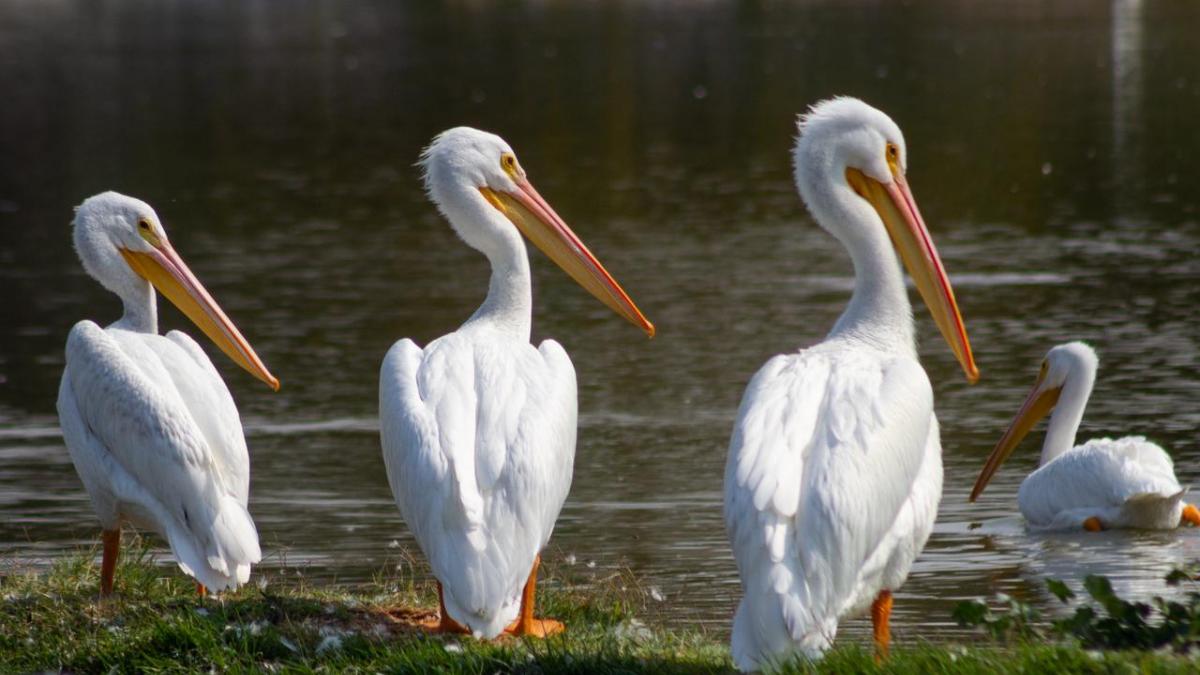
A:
<box><xmin>2</xmin><ymin>1</ymin><xmax>1200</xmax><ymax>641</ymax></box>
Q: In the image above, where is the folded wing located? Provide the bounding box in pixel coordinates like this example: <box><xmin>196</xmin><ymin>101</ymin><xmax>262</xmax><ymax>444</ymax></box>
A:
<box><xmin>380</xmin><ymin>332</ymin><xmax>576</xmax><ymax>637</ymax></box>
<box><xmin>58</xmin><ymin>321</ymin><xmax>260</xmax><ymax>590</ymax></box>
<box><xmin>724</xmin><ymin>348</ymin><xmax>933</xmax><ymax>666</ymax></box>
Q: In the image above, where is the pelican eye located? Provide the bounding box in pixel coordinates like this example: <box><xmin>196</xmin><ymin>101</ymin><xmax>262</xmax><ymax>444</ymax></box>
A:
<box><xmin>136</xmin><ymin>218</ymin><xmax>160</xmax><ymax>245</ymax></box>
<box><xmin>500</xmin><ymin>153</ymin><xmax>519</xmax><ymax>177</ymax></box>
<box><xmin>885</xmin><ymin>143</ymin><xmax>902</xmax><ymax>173</ymax></box>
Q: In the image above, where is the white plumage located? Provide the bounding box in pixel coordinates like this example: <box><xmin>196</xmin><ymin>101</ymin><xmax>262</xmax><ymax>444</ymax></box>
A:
<box><xmin>971</xmin><ymin>341</ymin><xmax>1197</xmax><ymax>531</ymax></box>
<box><xmin>380</xmin><ymin>128</ymin><xmax>652</xmax><ymax>638</ymax></box>
<box><xmin>58</xmin><ymin>192</ymin><xmax>277</xmax><ymax>594</ymax></box>
<box><xmin>724</xmin><ymin>98</ymin><xmax>978</xmax><ymax>670</ymax></box>
<box><xmin>380</xmin><ymin>332</ymin><xmax>576</xmax><ymax>637</ymax></box>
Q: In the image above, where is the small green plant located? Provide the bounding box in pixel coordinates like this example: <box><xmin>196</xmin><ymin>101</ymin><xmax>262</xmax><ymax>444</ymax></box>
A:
<box><xmin>955</xmin><ymin>562</ymin><xmax>1200</xmax><ymax>653</ymax></box>
<box><xmin>951</xmin><ymin>592</ymin><xmax>1046</xmax><ymax>642</ymax></box>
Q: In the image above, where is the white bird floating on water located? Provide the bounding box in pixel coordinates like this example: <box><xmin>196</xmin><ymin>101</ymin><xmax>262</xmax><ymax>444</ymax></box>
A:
<box><xmin>970</xmin><ymin>341</ymin><xmax>1200</xmax><ymax>531</ymax></box>
<box><xmin>723</xmin><ymin>98</ymin><xmax>979</xmax><ymax>671</ymax></box>
<box><xmin>379</xmin><ymin>128</ymin><xmax>653</xmax><ymax>638</ymax></box>
<box><xmin>58</xmin><ymin>192</ymin><xmax>278</xmax><ymax>596</ymax></box>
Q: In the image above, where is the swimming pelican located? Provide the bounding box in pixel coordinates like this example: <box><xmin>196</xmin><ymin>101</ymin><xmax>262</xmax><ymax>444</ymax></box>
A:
<box><xmin>723</xmin><ymin>98</ymin><xmax>978</xmax><ymax>670</ymax></box>
<box><xmin>969</xmin><ymin>341</ymin><xmax>1200</xmax><ymax>531</ymax></box>
<box><xmin>58</xmin><ymin>192</ymin><xmax>277</xmax><ymax>596</ymax></box>
<box><xmin>379</xmin><ymin>128</ymin><xmax>653</xmax><ymax>639</ymax></box>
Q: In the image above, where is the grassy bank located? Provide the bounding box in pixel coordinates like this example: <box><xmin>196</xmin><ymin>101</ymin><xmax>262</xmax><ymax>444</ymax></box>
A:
<box><xmin>2</xmin><ymin>545</ymin><xmax>1199</xmax><ymax>673</ymax></box>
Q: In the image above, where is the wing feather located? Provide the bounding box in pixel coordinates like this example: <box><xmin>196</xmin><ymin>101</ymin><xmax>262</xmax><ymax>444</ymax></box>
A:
<box><xmin>725</xmin><ymin>346</ymin><xmax>933</xmax><ymax>668</ymax></box>
<box><xmin>380</xmin><ymin>332</ymin><xmax>576</xmax><ymax>638</ymax></box>
<box><xmin>57</xmin><ymin>321</ymin><xmax>259</xmax><ymax>589</ymax></box>
<box><xmin>1018</xmin><ymin>437</ymin><xmax>1183</xmax><ymax>527</ymax></box>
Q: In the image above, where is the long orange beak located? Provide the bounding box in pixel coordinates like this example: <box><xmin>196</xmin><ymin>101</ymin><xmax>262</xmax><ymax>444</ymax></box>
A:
<box><xmin>119</xmin><ymin>243</ymin><xmax>280</xmax><ymax>390</ymax></box>
<box><xmin>846</xmin><ymin>168</ymin><xmax>979</xmax><ymax>383</ymax></box>
<box><xmin>481</xmin><ymin>179</ymin><xmax>654</xmax><ymax>337</ymax></box>
<box><xmin>969</xmin><ymin>372</ymin><xmax>1062</xmax><ymax>501</ymax></box>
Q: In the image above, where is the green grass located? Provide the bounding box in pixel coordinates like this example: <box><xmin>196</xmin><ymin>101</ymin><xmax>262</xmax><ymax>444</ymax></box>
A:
<box><xmin>2</xmin><ymin>542</ymin><xmax>1199</xmax><ymax>674</ymax></box>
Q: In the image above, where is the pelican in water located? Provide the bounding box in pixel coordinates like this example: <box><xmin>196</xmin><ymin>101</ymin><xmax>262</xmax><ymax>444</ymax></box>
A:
<box><xmin>969</xmin><ymin>341</ymin><xmax>1200</xmax><ymax>530</ymax></box>
<box><xmin>723</xmin><ymin>98</ymin><xmax>979</xmax><ymax>670</ymax></box>
<box><xmin>58</xmin><ymin>192</ymin><xmax>277</xmax><ymax>596</ymax></box>
<box><xmin>380</xmin><ymin>128</ymin><xmax>653</xmax><ymax>638</ymax></box>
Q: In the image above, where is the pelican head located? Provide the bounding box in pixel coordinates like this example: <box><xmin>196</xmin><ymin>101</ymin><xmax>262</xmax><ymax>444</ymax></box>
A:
<box><xmin>421</xmin><ymin>127</ymin><xmax>654</xmax><ymax>337</ymax></box>
<box><xmin>969</xmin><ymin>341</ymin><xmax>1099</xmax><ymax>501</ymax></box>
<box><xmin>72</xmin><ymin>192</ymin><xmax>279</xmax><ymax>390</ymax></box>
<box><xmin>794</xmin><ymin>97</ymin><xmax>978</xmax><ymax>383</ymax></box>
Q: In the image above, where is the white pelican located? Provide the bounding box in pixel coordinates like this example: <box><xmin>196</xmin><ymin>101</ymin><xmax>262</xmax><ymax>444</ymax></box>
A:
<box><xmin>969</xmin><ymin>341</ymin><xmax>1200</xmax><ymax>531</ymax></box>
<box><xmin>723</xmin><ymin>98</ymin><xmax>979</xmax><ymax>670</ymax></box>
<box><xmin>379</xmin><ymin>128</ymin><xmax>653</xmax><ymax>638</ymax></box>
<box><xmin>58</xmin><ymin>192</ymin><xmax>277</xmax><ymax>596</ymax></box>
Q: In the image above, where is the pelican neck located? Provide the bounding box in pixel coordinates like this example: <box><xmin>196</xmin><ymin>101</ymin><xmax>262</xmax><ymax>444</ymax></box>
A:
<box><xmin>461</xmin><ymin>217</ymin><xmax>534</xmax><ymax>343</ymax></box>
<box><xmin>112</xmin><ymin>282</ymin><xmax>158</xmax><ymax>333</ymax></box>
<box><xmin>826</xmin><ymin>223</ymin><xmax>916</xmax><ymax>356</ymax></box>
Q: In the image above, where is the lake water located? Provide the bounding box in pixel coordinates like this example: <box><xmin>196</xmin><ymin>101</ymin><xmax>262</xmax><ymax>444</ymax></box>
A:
<box><xmin>2</xmin><ymin>0</ymin><xmax>1200</xmax><ymax>646</ymax></box>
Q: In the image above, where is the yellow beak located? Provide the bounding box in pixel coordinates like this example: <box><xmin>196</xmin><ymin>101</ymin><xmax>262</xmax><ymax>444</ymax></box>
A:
<box><xmin>846</xmin><ymin>168</ymin><xmax>979</xmax><ymax>383</ymax></box>
<box><xmin>968</xmin><ymin>372</ymin><xmax>1062</xmax><ymax>502</ymax></box>
<box><xmin>481</xmin><ymin>180</ymin><xmax>655</xmax><ymax>337</ymax></box>
<box><xmin>119</xmin><ymin>244</ymin><xmax>280</xmax><ymax>390</ymax></box>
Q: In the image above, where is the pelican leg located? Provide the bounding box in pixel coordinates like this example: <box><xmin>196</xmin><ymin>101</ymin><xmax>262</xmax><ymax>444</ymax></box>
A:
<box><xmin>196</xmin><ymin>583</ymin><xmax>207</xmax><ymax>598</ymax></box>
<box><xmin>419</xmin><ymin>581</ymin><xmax>468</xmax><ymax>634</ymax></box>
<box><xmin>871</xmin><ymin>589</ymin><xmax>893</xmax><ymax>661</ymax></box>
<box><xmin>504</xmin><ymin>555</ymin><xmax>564</xmax><ymax>638</ymax></box>
<box><xmin>1083</xmin><ymin>516</ymin><xmax>1104</xmax><ymax>532</ymax></box>
<box><xmin>100</xmin><ymin>528</ymin><xmax>120</xmax><ymax>597</ymax></box>
<box><xmin>1181</xmin><ymin>504</ymin><xmax>1200</xmax><ymax>527</ymax></box>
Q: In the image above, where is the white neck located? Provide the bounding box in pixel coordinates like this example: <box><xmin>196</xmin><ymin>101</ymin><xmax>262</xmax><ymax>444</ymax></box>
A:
<box><xmin>812</xmin><ymin>180</ymin><xmax>915</xmax><ymax>354</ymax></box>
<box><xmin>466</xmin><ymin>231</ymin><xmax>532</xmax><ymax>341</ymax></box>
<box><xmin>1039</xmin><ymin>369</ymin><xmax>1094</xmax><ymax>465</ymax></box>
<box><xmin>112</xmin><ymin>281</ymin><xmax>159</xmax><ymax>333</ymax></box>
<box><xmin>439</xmin><ymin>187</ymin><xmax>532</xmax><ymax>342</ymax></box>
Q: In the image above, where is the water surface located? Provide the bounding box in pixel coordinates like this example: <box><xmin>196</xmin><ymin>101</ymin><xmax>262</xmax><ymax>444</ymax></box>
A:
<box><xmin>2</xmin><ymin>0</ymin><xmax>1200</xmax><ymax>643</ymax></box>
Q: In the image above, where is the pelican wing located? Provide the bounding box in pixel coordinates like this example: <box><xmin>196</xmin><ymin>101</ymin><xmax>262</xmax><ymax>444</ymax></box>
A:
<box><xmin>163</xmin><ymin>330</ymin><xmax>251</xmax><ymax>502</ymax></box>
<box><xmin>1018</xmin><ymin>436</ymin><xmax>1183</xmax><ymax>528</ymax></box>
<box><xmin>57</xmin><ymin>321</ymin><xmax>260</xmax><ymax>589</ymax></box>
<box><xmin>379</xmin><ymin>332</ymin><xmax>576</xmax><ymax>637</ymax></box>
<box><xmin>724</xmin><ymin>348</ymin><xmax>934</xmax><ymax>665</ymax></box>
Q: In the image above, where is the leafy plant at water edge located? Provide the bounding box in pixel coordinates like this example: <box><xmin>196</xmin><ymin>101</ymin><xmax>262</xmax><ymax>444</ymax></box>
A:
<box><xmin>955</xmin><ymin>562</ymin><xmax>1200</xmax><ymax>653</ymax></box>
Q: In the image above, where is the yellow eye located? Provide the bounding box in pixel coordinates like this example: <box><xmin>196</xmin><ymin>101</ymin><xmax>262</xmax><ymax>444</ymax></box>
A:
<box><xmin>886</xmin><ymin>143</ymin><xmax>899</xmax><ymax>160</ymax></box>
<box><xmin>500</xmin><ymin>153</ymin><xmax>518</xmax><ymax>175</ymax></box>
<box><xmin>136</xmin><ymin>218</ymin><xmax>159</xmax><ymax>244</ymax></box>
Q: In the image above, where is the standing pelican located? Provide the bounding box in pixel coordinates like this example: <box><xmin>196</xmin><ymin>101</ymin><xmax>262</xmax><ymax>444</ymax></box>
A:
<box><xmin>970</xmin><ymin>341</ymin><xmax>1200</xmax><ymax>530</ymax></box>
<box><xmin>380</xmin><ymin>128</ymin><xmax>653</xmax><ymax>638</ymax></box>
<box><xmin>58</xmin><ymin>192</ymin><xmax>277</xmax><ymax>596</ymax></box>
<box><xmin>723</xmin><ymin>98</ymin><xmax>978</xmax><ymax>670</ymax></box>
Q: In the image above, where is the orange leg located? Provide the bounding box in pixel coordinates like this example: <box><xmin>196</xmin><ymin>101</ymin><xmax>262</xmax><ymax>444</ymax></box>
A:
<box><xmin>504</xmin><ymin>555</ymin><xmax>564</xmax><ymax>638</ymax></box>
<box><xmin>1083</xmin><ymin>516</ymin><xmax>1104</xmax><ymax>532</ymax></box>
<box><xmin>871</xmin><ymin>589</ymin><xmax>893</xmax><ymax>661</ymax></box>
<box><xmin>1181</xmin><ymin>504</ymin><xmax>1200</xmax><ymax>527</ymax></box>
<box><xmin>100</xmin><ymin>528</ymin><xmax>120</xmax><ymax>597</ymax></box>
<box><xmin>196</xmin><ymin>583</ymin><xmax>207</xmax><ymax>598</ymax></box>
<box><xmin>419</xmin><ymin>581</ymin><xmax>469</xmax><ymax>634</ymax></box>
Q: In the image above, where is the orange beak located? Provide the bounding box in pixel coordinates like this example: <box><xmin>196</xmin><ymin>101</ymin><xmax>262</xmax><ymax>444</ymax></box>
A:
<box><xmin>481</xmin><ymin>178</ymin><xmax>654</xmax><ymax>337</ymax></box>
<box><xmin>120</xmin><ymin>242</ymin><xmax>279</xmax><ymax>390</ymax></box>
<box><xmin>969</xmin><ymin>371</ymin><xmax>1062</xmax><ymax>502</ymax></box>
<box><xmin>846</xmin><ymin>168</ymin><xmax>979</xmax><ymax>383</ymax></box>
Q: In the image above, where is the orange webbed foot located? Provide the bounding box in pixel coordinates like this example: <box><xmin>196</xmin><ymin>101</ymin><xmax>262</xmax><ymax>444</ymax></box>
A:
<box><xmin>504</xmin><ymin>617</ymin><xmax>565</xmax><ymax>638</ymax></box>
<box><xmin>1082</xmin><ymin>516</ymin><xmax>1104</xmax><ymax>532</ymax></box>
<box><xmin>418</xmin><ymin>613</ymin><xmax>470</xmax><ymax>635</ymax></box>
<box><xmin>1181</xmin><ymin>504</ymin><xmax>1200</xmax><ymax>527</ymax></box>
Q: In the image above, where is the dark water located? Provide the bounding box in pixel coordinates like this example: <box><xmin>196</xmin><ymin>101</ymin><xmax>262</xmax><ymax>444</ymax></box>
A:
<box><xmin>3</xmin><ymin>0</ymin><xmax>1200</xmax><ymax>644</ymax></box>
